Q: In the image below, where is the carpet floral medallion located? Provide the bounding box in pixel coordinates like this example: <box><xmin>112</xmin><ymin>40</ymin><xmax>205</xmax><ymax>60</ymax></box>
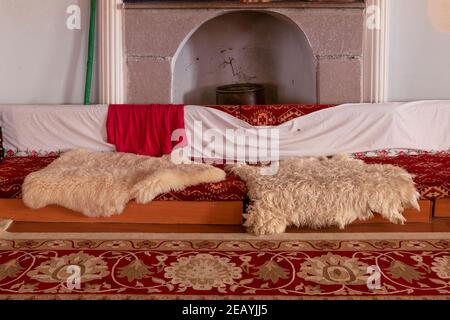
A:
<box><xmin>0</xmin><ymin>238</ymin><xmax>450</xmax><ymax>299</ymax></box>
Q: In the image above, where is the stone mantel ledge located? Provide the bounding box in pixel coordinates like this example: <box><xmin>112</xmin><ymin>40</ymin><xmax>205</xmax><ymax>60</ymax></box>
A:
<box><xmin>122</xmin><ymin>1</ymin><xmax>366</xmax><ymax>10</ymax></box>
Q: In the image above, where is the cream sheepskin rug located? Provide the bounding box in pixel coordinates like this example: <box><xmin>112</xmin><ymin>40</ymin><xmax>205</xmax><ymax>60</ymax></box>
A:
<box><xmin>22</xmin><ymin>149</ymin><xmax>226</xmax><ymax>217</ymax></box>
<box><xmin>229</xmin><ymin>155</ymin><xmax>420</xmax><ymax>235</ymax></box>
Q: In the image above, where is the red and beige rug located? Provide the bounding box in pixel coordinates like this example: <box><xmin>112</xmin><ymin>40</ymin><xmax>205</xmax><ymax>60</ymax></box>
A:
<box><xmin>1</xmin><ymin>229</ymin><xmax>450</xmax><ymax>300</ymax></box>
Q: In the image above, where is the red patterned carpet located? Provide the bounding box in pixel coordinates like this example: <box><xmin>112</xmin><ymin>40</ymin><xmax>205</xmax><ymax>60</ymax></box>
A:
<box><xmin>1</xmin><ymin>237</ymin><xmax>450</xmax><ymax>299</ymax></box>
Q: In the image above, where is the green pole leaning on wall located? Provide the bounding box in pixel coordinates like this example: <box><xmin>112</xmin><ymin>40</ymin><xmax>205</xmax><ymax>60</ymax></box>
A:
<box><xmin>84</xmin><ymin>0</ymin><xmax>97</xmax><ymax>105</ymax></box>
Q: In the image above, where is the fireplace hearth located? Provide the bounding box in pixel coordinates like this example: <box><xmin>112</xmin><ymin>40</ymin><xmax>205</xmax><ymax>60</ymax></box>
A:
<box><xmin>123</xmin><ymin>0</ymin><xmax>365</xmax><ymax>104</ymax></box>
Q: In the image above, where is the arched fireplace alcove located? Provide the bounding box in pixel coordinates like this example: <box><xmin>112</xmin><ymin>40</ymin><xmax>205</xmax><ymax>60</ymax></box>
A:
<box><xmin>171</xmin><ymin>11</ymin><xmax>317</xmax><ymax>105</ymax></box>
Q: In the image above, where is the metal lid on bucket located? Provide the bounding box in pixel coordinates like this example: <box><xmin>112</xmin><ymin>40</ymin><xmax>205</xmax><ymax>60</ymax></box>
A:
<box><xmin>216</xmin><ymin>83</ymin><xmax>265</xmax><ymax>94</ymax></box>
<box><xmin>216</xmin><ymin>83</ymin><xmax>266</xmax><ymax>105</ymax></box>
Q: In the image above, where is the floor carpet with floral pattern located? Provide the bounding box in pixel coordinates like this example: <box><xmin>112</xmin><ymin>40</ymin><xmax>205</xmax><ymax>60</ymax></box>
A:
<box><xmin>1</xmin><ymin>236</ymin><xmax>450</xmax><ymax>299</ymax></box>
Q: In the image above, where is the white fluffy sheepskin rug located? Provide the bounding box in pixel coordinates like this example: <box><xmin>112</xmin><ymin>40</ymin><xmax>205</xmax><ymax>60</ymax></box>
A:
<box><xmin>229</xmin><ymin>155</ymin><xmax>420</xmax><ymax>235</ymax></box>
<box><xmin>22</xmin><ymin>149</ymin><xmax>225</xmax><ymax>217</ymax></box>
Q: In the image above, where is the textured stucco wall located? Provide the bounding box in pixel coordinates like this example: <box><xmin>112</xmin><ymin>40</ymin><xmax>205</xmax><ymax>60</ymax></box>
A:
<box><xmin>388</xmin><ymin>0</ymin><xmax>450</xmax><ymax>101</ymax></box>
<box><xmin>0</xmin><ymin>0</ymin><xmax>97</xmax><ymax>104</ymax></box>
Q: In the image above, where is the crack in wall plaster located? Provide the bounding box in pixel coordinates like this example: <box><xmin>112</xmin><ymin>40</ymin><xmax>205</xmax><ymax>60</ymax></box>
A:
<box><xmin>219</xmin><ymin>57</ymin><xmax>257</xmax><ymax>82</ymax></box>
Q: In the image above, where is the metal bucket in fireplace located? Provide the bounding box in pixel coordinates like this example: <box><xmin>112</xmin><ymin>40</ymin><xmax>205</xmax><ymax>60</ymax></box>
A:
<box><xmin>216</xmin><ymin>83</ymin><xmax>266</xmax><ymax>105</ymax></box>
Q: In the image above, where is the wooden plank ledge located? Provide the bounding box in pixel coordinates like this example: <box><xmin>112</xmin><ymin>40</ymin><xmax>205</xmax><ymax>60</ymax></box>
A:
<box><xmin>435</xmin><ymin>198</ymin><xmax>450</xmax><ymax>217</ymax></box>
<box><xmin>9</xmin><ymin>218</ymin><xmax>450</xmax><ymax>234</ymax></box>
<box><xmin>0</xmin><ymin>199</ymin><xmax>431</xmax><ymax>227</ymax></box>
<box><xmin>0</xmin><ymin>199</ymin><xmax>244</xmax><ymax>225</ymax></box>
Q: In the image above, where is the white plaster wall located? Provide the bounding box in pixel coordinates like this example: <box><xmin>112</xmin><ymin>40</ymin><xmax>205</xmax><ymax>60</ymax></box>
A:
<box><xmin>388</xmin><ymin>0</ymin><xmax>450</xmax><ymax>101</ymax></box>
<box><xmin>172</xmin><ymin>11</ymin><xmax>316</xmax><ymax>105</ymax></box>
<box><xmin>0</xmin><ymin>0</ymin><xmax>97</xmax><ymax>104</ymax></box>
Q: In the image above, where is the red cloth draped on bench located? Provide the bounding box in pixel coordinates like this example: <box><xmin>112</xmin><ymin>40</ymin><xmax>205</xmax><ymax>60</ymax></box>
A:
<box><xmin>358</xmin><ymin>153</ymin><xmax>450</xmax><ymax>200</ymax></box>
<box><xmin>107</xmin><ymin>104</ymin><xmax>185</xmax><ymax>157</ymax></box>
<box><xmin>240</xmin><ymin>104</ymin><xmax>336</xmax><ymax>125</ymax></box>
<box><xmin>0</xmin><ymin>156</ymin><xmax>57</xmax><ymax>199</ymax></box>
